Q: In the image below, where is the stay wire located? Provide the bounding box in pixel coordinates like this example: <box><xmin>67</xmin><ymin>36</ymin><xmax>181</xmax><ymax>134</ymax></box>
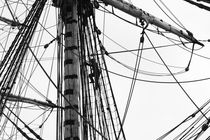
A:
<box><xmin>176</xmin><ymin>114</ymin><xmax>208</xmax><ymax>140</ymax></box>
<box><xmin>2</xmin><ymin>112</ymin><xmax>35</xmax><ymax>140</ymax></box>
<box><xmin>183</xmin><ymin>0</ymin><xmax>210</xmax><ymax>12</ymax></box>
<box><xmin>183</xmin><ymin>104</ymin><xmax>210</xmax><ymax>139</ymax></box>
<box><xmin>19</xmin><ymin>2</ymin><xmax>53</xmax><ymax>102</ymax></box>
<box><xmin>157</xmin><ymin>114</ymin><xmax>194</xmax><ymax>140</ymax></box>
<box><xmin>104</xmin><ymin>67</ymin><xmax>210</xmax><ymax>85</ymax></box>
<box><xmin>162</xmin><ymin>32</ymin><xmax>210</xmax><ymax>61</ymax></box>
<box><xmin>154</xmin><ymin>0</ymin><xmax>187</xmax><ymax>30</ymax></box>
<box><xmin>19</xmin><ymin>0</ymin><xmax>56</xmax><ymax>38</ymax></box>
<box><xmin>0</xmin><ymin>0</ymin><xmax>46</xmax><ymax>120</ymax></box>
<box><xmin>122</xmin><ymin>27</ymin><xmax>146</xmax><ymax>126</ymax></box>
<box><xmin>145</xmin><ymin>32</ymin><xmax>209</xmax><ymax>121</ymax></box>
<box><xmin>4</xmin><ymin>105</ymin><xmax>43</xmax><ymax>140</ymax></box>
<box><xmin>101</xmin><ymin>32</ymin><xmax>185</xmax><ymax>69</ymax></box>
<box><xmin>186</xmin><ymin>43</ymin><xmax>195</xmax><ymax>71</ymax></box>
<box><xmin>4</xmin><ymin>0</ymin><xmax>17</xmax><ymax>22</ymax></box>
<box><xmin>105</xmin><ymin>42</ymin><xmax>190</xmax><ymax>55</ymax></box>
<box><xmin>4</xmin><ymin>106</ymin><xmax>51</xmax><ymax>139</ymax></box>
<box><xmin>158</xmin><ymin>97</ymin><xmax>210</xmax><ymax>139</ymax></box>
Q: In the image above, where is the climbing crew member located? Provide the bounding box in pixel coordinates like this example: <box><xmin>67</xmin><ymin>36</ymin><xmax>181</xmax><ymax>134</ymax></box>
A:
<box><xmin>87</xmin><ymin>58</ymin><xmax>101</xmax><ymax>89</ymax></box>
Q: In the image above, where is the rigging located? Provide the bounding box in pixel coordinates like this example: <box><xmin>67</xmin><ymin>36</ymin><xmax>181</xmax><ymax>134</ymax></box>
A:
<box><xmin>183</xmin><ymin>0</ymin><xmax>210</xmax><ymax>11</ymax></box>
<box><xmin>101</xmin><ymin>0</ymin><xmax>204</xmax><ymax>46</ymax></box>
<box><xmin>122</xmin><ymin>25</ymin><xmax>146</xmax><ymax>126</ymax></box>
<box><xmin>145</xmin><ymin>31</ymin><xmax>208</xmax><ymax>121</ymax></box>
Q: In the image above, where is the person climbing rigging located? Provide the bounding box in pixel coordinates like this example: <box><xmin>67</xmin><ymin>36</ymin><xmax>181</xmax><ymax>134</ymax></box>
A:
<box><xmin>87</xmin><ymin>58</ymin><xmax>101</xmax><ymax>89</ymax></box>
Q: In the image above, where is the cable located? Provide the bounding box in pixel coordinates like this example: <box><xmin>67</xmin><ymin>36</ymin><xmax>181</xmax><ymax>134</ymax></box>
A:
<box><xmin>183</xmin><ymin>0</ymin><xmax>210</xmax><ymax>11</ymax></box>
<box><xmin>154</xmin><ymin>0</ymin><xmax>187</xmax><ymax>30</ymax></box>
<box><xmin>4</xmin><ymin>105</ymin><xmax>43</xmax><ymax>140</ymax></box>
<box><xmin>122</xmin><ymin>26</ymin><xmax>146</xmax><ymax>126</ymax></box>
<box><xmin>158</xmin><ymin>97</ymin><xmax>210</xmax><ymax>139</ymax></box>
<box><xmin>105</xmin><ymin>42</ymin><xmax>190</xmax><ymax>55</ymax></box>
<box><xmin>145</xmin><ymin>31</ymin><xmax>208</xmax><ymax>120</ymax></box>
<box><xmin>2</xmin><ymin>112</ymin><xmax>35</xmax><ymax>140</ymax></box>
<box><xmin>185</xmin><ymin>43</ymin><xmax>195</xmax><ymax>71</ymax></box>
<box><xmin>4</xmin><ymin>0</ymin><xmax>18</xmax><ymax>22</ymax></box>
<box><xmin>101</xmin><ymin>32</ymin><xmax>186</xmax><ymax>69</ymax></box>
<box><xmin>105</xmin><ymin>67</ymin><xmax>210</xmax><ymax>84</ymax></box>
<box><xmin>39</xmin><ymin>108</ymin><xmax>53</xmax><ymax>128</ymax></box>
<box><xmin>161</xmin><ymin>32</ymin><xmax>210</xmax><ymax>61</ymax></box>
<box><xmin>19</xmin><ymin>0</ymin><xmax>56</xmax><ymax>38</ymax></box>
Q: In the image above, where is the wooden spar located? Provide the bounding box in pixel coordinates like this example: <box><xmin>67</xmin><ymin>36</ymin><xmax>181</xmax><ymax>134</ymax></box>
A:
<box><xmin>1</xmin><ymin>94</ymin><xmax>56</xmax><ymax>108</ymax></box>
<box><xmin>0</xmin><ymin>16</ymin><xmax>21</xmax><ymax>26</ymax></box>
<box><xmin>102</xmin><ymin>0</ymin><xmax>204</xmax><ymax>46</ymax></box>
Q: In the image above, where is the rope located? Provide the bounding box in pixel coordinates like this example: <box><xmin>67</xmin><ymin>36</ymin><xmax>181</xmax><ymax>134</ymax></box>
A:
<box><xmin>145</xmin><ymin>32</ymin><xmax>209</xmax><ymax>121</ymax></box>
<box><xmin>122</xmin><ymin>26</ymin><xmax>146</xmax><ymax>126</ymax></box>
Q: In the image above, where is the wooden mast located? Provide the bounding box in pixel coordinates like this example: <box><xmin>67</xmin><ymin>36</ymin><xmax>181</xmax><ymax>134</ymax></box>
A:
<box><xmin>62</xmin><ymin>0</ymin><xmax>80</xmax><ymax>140</ymax></box>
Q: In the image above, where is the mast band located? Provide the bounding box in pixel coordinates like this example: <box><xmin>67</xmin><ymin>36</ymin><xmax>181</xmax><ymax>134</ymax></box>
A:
<box><xmin>65</xmin><ymin>32</ymin><xmax>72</xmax><ymax>37</ymax></box>
<box><xmin>64</xmin><ymin>74</ymin><xmax>78</xmax><ymax>79</ymax></box>
<box><xmin>64</xmin><ymin>105</ymin><xmax>79</xmax><ymax>110</ymax></box>
<box><xmin>66</xmin><ymin>19</ymin><xmax>77</xmax><ymax>24</ymax></box>
<box><xmin>64</xmin><ymin>59</ymin><xmax>73</xmax><ymax>65</ymax></box>
<box><xmin>65</xmin><ymin>46</ymin><xmax>78</xmax><ymax>51</ymax></box>
<box><xmin>64</xmin><ymin>89</ymin><xmax>74</xmax><ymax>95</ymax></box>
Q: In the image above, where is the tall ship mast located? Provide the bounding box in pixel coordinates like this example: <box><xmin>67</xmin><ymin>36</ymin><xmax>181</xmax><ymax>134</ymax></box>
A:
<box><xmin>0</xmin><ymin>0</ymin><xmax>209</xmax><ymax>139</ymax></box>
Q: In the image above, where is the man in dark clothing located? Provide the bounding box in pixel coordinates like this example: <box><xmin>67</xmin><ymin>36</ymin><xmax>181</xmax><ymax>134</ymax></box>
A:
<box><xmin>87</xmin><ymin>58</ymin><xmax>101</xmax><ymax>89</ymax></box>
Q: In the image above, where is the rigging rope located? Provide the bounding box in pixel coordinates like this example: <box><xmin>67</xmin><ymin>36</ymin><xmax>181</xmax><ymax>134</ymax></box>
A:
<box><xmin>91</xmin><ymin>5</ymin><xmax>127</xmax><ymax>139</ymax></box>
<box><xmin>107</xmin><ymin>54</ymin><xmax>187</xmax><ymax>77</ymax></box>
<box><xmin>157</xmin><ymin>96</ymin><xmax>210</xmax><ymax>139</ymax></box>
<box><xmin>183</xmin><ymin>0</ymin><xmax>210</xmax><ymax>11</ymax></box>
<box><xmin>0</xmin><ymin>0</ymin><xmax>50</xmax><ymax>139</ymax></box>
<box><xmin>122</xmin><ymin>25</ymin><xmax>147</xmax><ymax>126</ymax></box>
<box><xmin>153</xmin><ymin>0</ymin><xmax>187</xmax><ymax>30</ymax></box>
<box><xmin>96</xmin><ymin>5</ymin><xmax>207</xmax><ymax>73</ymax></box>
<box><xmin>145</xmin><ymin>32</ymin><xmax>209</xmax><ymax>121</ymax></box>
<box><xmin>101</xmin><ymin>32</ymin><xmax>186</xmax><ymax>69</ymax></box>
<box><xmin>4</xmin><ymin>105</ymin><xmax>43</xmax><ymax>140</ymax></box>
